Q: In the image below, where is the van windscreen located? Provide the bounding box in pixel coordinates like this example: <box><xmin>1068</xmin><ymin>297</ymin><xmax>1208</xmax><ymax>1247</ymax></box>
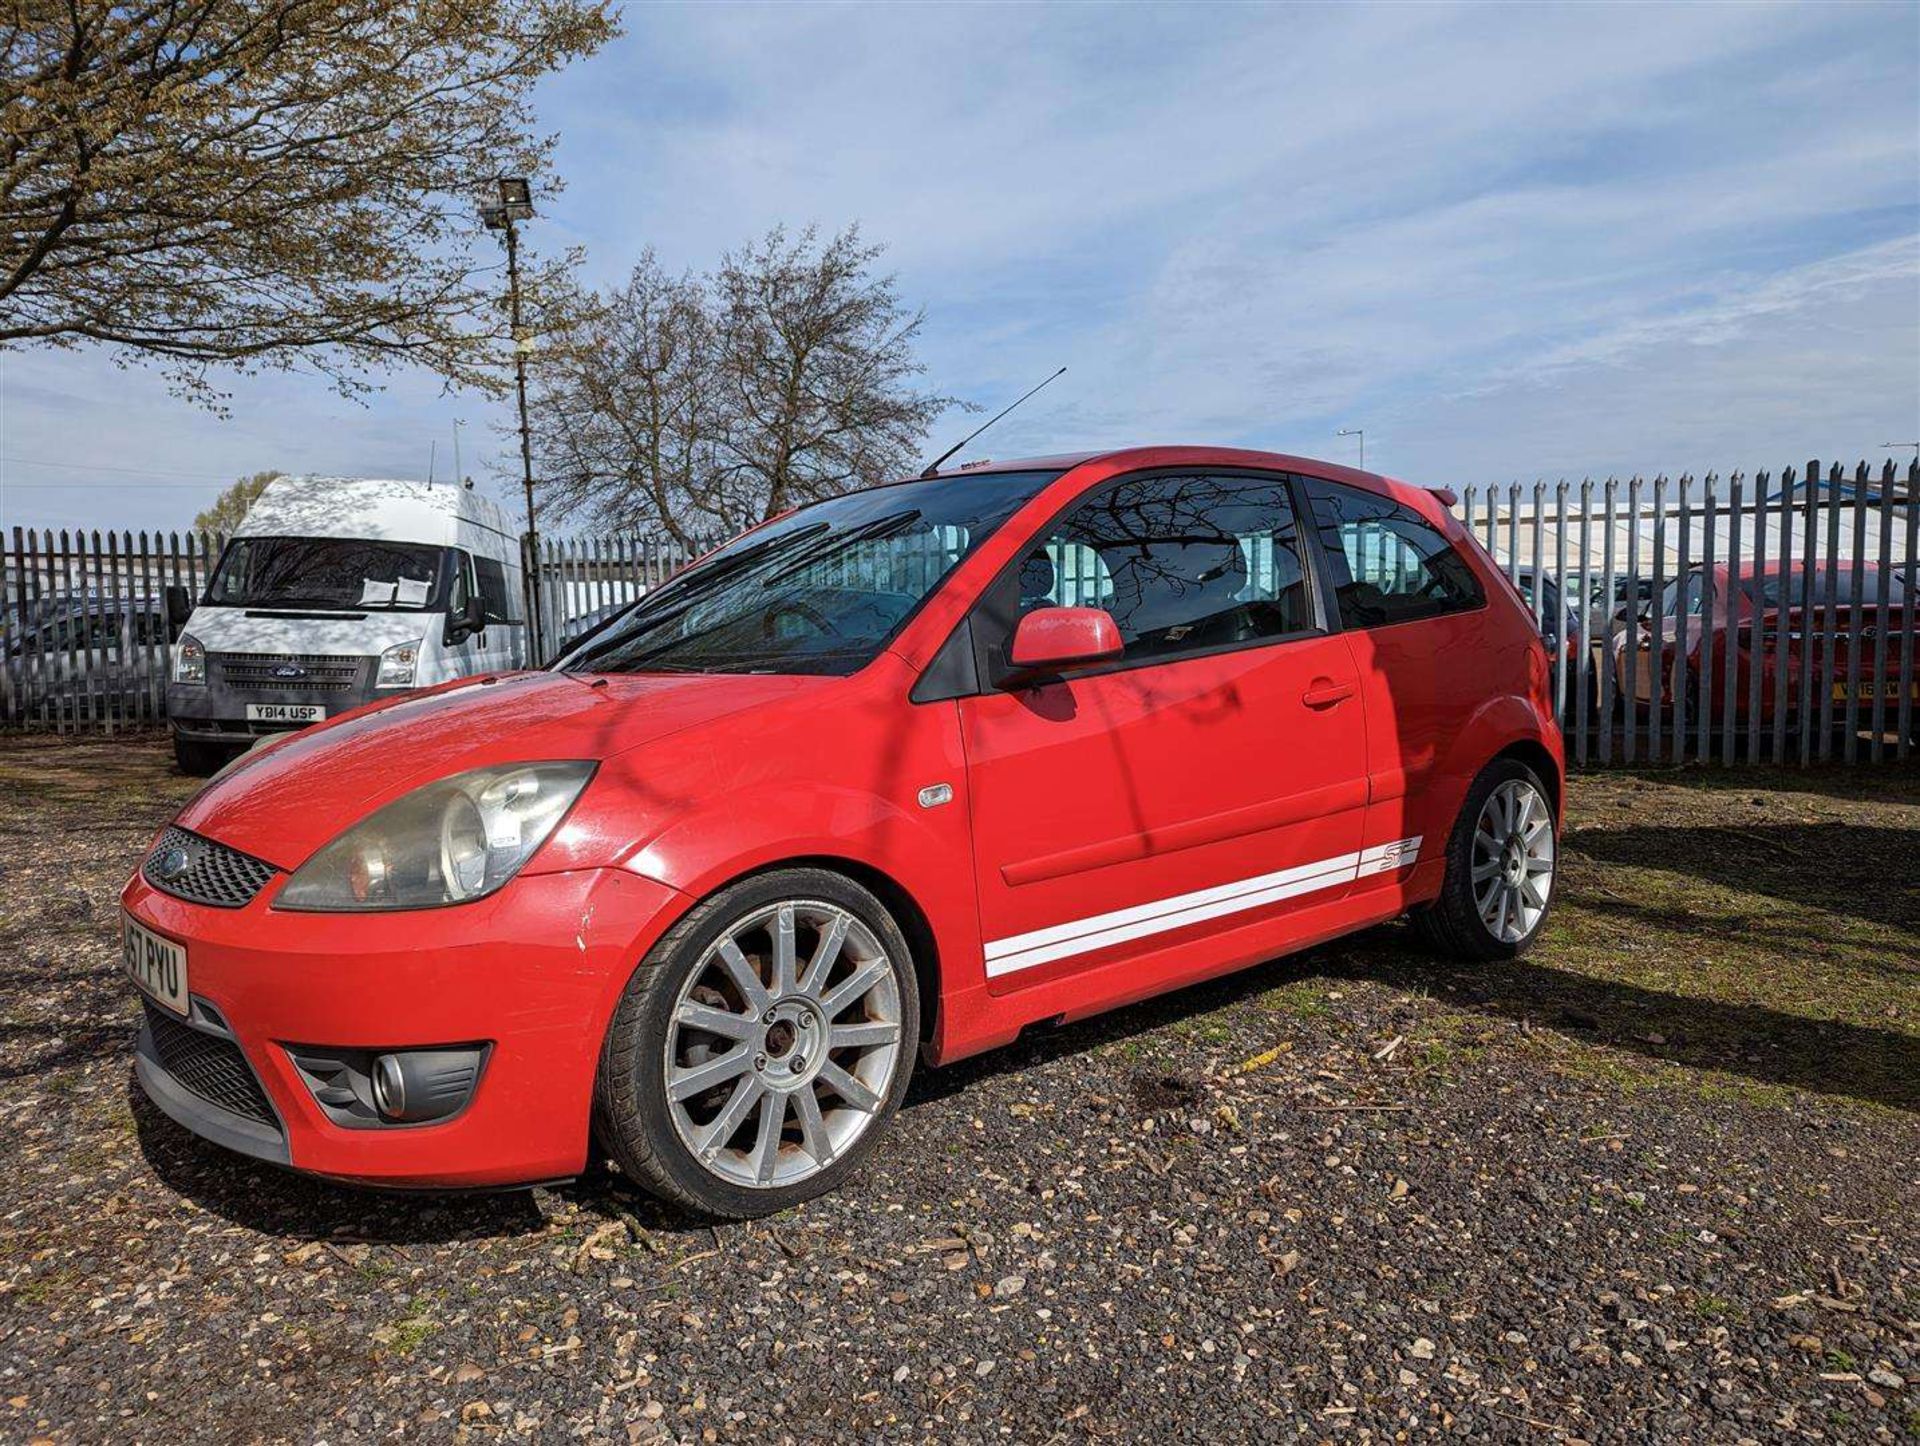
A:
<box><xmin>208</xmin><ymin>537</ymin><xmax>448</xmax><ymax>612</ymax></box>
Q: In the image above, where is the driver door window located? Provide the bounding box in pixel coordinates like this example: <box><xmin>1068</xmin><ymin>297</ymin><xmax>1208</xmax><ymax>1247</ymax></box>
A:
<box><xmin>1010</xmin><ymin>472</ymin><xmax>1315</xmax><ymax>668</ymax></box>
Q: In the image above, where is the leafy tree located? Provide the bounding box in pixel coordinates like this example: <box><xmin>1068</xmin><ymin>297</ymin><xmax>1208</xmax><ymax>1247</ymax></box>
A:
<box><xmin>0</xmin><ymin>1</ymin><xmax>617</xmax><ymax>403</ymax></box>
<box><xmin>526</xmin><ymin>226</ymin><xmax>957</xmax><ymax>540</ymax></box>
<box><xmin>193</xmin><ymin>470</ymin><xmax>284</xmax><ymax>534</ymax></box>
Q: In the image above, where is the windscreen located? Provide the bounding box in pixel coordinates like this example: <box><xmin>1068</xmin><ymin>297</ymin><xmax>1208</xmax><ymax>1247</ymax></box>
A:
<box><xmin>559</xmin><ymin>470</ymin><xmax>1061</xmax><ymax>676</ymax></box>
<box><xmin>208</xmin><ymin>537</ymin><xmax>449</xmax><ymax>612</ymax></box>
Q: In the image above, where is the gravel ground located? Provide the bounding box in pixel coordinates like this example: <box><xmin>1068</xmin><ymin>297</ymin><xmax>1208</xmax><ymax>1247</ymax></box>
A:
<box><xmin>1</xmin><ymin>735</ymin><xmax>1915</xmax><ymax>1445</ymax></box>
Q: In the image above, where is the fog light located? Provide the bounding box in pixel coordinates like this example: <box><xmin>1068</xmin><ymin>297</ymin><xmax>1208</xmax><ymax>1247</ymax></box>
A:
<box><xmin>370</xmin><ymin>1048</ymin><xmax>485</xmax><ymax>1123</ymax></box>
<box><xmin>372</xmin><ymin>1054</ymin><xmax>407</xmax><ymax>1118</ymax></box>
<box><xmin>290</xmin><ymin>1044</ymin><xmax>487</xmax><ymax>1127</ymax></box>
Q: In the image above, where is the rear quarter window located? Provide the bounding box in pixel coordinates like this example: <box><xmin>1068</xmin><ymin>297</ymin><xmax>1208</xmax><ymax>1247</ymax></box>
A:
<box><xmin>1301</xmin><ymin>479</ymin><xmax>1483</xmax><ymax>628</ymax></box>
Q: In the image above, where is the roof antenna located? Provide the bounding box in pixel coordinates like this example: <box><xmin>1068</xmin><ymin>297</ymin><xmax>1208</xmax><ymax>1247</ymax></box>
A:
<box><xmin>920</xmin><ymin>367</ymin><xmax>1066</xmax><ymax>478</ymax></box>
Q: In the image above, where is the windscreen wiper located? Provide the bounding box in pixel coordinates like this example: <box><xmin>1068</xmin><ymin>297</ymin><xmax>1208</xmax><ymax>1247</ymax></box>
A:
<box><xmin>558</xmin><ymin>522</ymin><xmax>833</xmax><ymax>671</ymax></box>
<box><xmin>656</xmin><ymin>522</ymin><xmax>832</xmax><ymax>601</ymax></box>
<box><xmin>756</xmin><ymin>510</ymin><xmax>925</xmax><ymax>588</ymax></box>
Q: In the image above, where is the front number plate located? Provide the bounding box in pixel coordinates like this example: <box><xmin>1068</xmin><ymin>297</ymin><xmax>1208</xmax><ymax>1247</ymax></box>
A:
<box><xmin>246</xmin><ymin>703</ymin><xmax>326</xmax><ymax>724</ymax></box>
<box><xmin>123</xmin><ymin>914</ymin><xmax>189</xmax><ymax>1015</ymax></box>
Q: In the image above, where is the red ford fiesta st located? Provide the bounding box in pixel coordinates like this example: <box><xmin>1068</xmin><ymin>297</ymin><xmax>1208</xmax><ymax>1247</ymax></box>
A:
<box><xmin>121</xmin><ymin>447</ymin><xmax>1562</xmax><ymax>1218</ymax></box>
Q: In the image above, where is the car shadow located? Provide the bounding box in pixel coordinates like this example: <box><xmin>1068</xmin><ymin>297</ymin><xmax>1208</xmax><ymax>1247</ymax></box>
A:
<box><xmin>1568</xmin><ymin>819</ymin><xmax>1920</xmax><ymax>929</ymax></box>
<box><xmin>131</xmin><ymin>1080</ymin><xmax>709</xmax><ymax>1247</ymax></box>
<box><xmin>908</xmin><ymin>906</ymin><xmax>1920</xmax><ymax>1116</ymax></box>
<box><xmin>1317</xmin><ymin>928</ymin><xmax>1920</xmax><ymax>1112</ymax></box>
<box><xmin>1604</xmin><ymin>762</ymin><xmax>1920</xmax><ymax>810</ymax></box>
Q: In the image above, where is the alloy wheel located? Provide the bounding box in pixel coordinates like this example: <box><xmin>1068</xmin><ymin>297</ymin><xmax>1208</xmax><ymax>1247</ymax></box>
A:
<box><xmin>1471</xmin><ymin>778</ymin><xmax>1555</xmax><ymax>944</ymax></box>
<box><xmin>662</xmin><ymin>900</ymin><xmax>903</xmax><ymax>1189</ymax></box>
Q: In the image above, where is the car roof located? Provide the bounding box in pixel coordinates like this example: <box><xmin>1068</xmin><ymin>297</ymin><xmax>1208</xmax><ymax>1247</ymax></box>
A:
<box><xmin>918</xmin><ymin>444</ymin><xmax>1426</xmax><ymax>498</ymax></box>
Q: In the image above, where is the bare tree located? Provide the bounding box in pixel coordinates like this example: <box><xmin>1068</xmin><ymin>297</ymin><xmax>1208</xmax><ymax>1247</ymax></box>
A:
<box><xmin>527</xmin><ymin>225</ymin><xmax>958</xmax><ymax>538</ymax></box>
<box><xmin>712</xmin><ymin>226</ymin><xmax>955</xmax><ymax>519</ymax></box>
<box><xmin>1</xmin><ymin>1</ymin><xmax>616</xmax><ymax>404</ymax></box>
<box><xmin>523</xmin><ymin>255</ymin><xmax>725</xmax><ymax>548</ymax></box>
<box><xmin>193</xmin><ymin>469</ymin><xmax>284</xmax><ymax>533</ymax></box>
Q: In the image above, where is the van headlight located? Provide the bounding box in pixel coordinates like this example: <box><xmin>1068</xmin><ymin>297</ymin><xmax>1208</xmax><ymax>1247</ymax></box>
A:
<box><xmin>376</xmin><ymin>639</ymin><xmax>422</xmax><ymax>688</ymax></box>
<box><xmin>174</xmin><ymin>633</ymin><xmax>206</xmax><ymax>684</ymax></box>
<box><xmin>274</xmin><ymin>762</ymin><xmax>595</xmax><ymax>911</ymax></box>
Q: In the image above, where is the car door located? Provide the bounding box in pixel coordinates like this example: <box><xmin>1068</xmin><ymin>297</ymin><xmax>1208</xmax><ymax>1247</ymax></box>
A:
<box><xmin>1296</xmin><ymin>476</ymin><xmax>1502</xmax><ymax>883</ymax></box>
<box><xmin>957</xmin><ymin>470</ymin><xmax>1372</xmax><ymax>994</ymax></box>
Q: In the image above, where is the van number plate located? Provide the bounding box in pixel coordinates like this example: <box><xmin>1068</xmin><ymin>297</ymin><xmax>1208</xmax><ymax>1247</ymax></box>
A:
<box><xmin>245</xmin><ymin>703</ymin><xmax>326</xmax><ymax>723</ymax></box>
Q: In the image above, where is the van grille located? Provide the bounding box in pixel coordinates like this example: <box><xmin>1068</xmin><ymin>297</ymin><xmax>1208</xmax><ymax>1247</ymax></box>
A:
<box><xmin>210</xmin><ymin>652</ymin><xmax>367</xmax><ymax>693</ymax></box>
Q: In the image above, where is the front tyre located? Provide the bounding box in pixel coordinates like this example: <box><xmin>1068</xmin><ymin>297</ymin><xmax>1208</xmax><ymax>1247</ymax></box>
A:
<box><xmin>594</xmin><ymin>868</ymin><xmax>919</xmax><ymax>1219</ymax></box>
<box><xmin>172</xmin><ymin>731</ymin><xmax>237</xmax><ymax>777</ymax></box>
<box><xmin>1412</xmin><ymin>758</ymin><xmax>1558</xmax><ymax>961</ymax></box>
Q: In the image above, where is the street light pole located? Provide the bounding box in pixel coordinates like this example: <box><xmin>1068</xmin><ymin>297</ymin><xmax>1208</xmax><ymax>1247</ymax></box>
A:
<box><xmin>1337</xmin><ymin>427</ymin><xmax>1365</xmax><ymax>470</ymax></box>
<box><xmin>483</xmin><ymin>178</ymin><xmax>542</xmax><ymax>659</ymax></box>
<box><xmin>503</xmin><ymin>217</ymin><xmax>537</xmax><ymax>547</ymax></box>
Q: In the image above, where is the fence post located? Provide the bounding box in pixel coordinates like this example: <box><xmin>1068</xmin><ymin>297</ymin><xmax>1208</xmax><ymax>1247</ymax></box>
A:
<box><xmin>1720</xmin><ymin>475</ymin><xmax>1743</xmax><ymax>765</ymax></box>
<box><xmin>1869</xmin><ymin>460</ymin><xmax>1893</xmax><ymax>763</ymax></box>
<box><xmin>1798</xmin><ymin>462</ymin><xmax>1824</xmax><ymax>766</ymax></box>
<box><xmin>1</xmin><ymin>527</ymin><xmax>20</xmax><ymax>729</ymax></box>
<box><xmin>1598</xmin><ymin>479</ymin><xmax>1618</xmax><ymax>766</ymax></box>
<box><xmin>1841</xmin><ymin>460</ymin><xmax>1867</xmax><ymax>763</ymax></box>
<box><xmin>1897</xmin><ymin>460</ymin><xmax>1918</xmax><ymax>760</ymax></box>
<box><xmin>1670</xmin><ymin>475</ymin><xmax>1689</xmax><ymax>763</ymax></box>
<box><xmin>1693</xmin><ymin>475</ymin><xmax>1715</xmax><ymax>763</ymax></box>
<box><xmin>1816</xmin><ymin>460</ymin><xmax>1843</xmax><ymax>756</ymax></box>
<box><xmin>1574</xmin><ymin>480</ymin><xmax>1594</xmax><ymax>767</ymax></box>
<box><xmin>1647</xmin><ymin>475</ymin><xmax>1667</xmax><ymax>764</ymax></box>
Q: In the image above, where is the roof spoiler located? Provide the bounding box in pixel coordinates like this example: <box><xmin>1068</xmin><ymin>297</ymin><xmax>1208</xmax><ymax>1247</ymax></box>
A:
<box><xmin>1427</xmin><ymin>485</ymin><xmax>1459</xmax><ymax>507</ymax></box>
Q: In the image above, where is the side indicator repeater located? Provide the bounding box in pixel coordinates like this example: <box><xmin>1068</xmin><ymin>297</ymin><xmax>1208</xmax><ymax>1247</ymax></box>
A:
<box><xmin>917</xmin><ymin>783</ymin><xmax>954</xmax><ymax>809</ymax></box>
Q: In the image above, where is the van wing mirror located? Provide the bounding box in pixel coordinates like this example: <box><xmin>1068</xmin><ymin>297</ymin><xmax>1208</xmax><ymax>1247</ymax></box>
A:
<box><xmin>163</xmin><ymin>584</ymin><xmax>192</xmax><ymax>641</ymax></box>
<box><xmin>447</xmin><ymin>593</ymin><xmax>486</xmax><ymax>643</ymax></box>
<box><xmin>1008</xmin><ymin>606</ymin><xmax>1124</xmax><ymax>675</ymax></box>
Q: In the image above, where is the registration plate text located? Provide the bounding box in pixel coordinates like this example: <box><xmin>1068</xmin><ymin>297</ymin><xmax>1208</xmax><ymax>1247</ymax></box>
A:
<box><xmin>123</xmin><ymin>915</ymin><xmax>189</xmax><ymax>1015</ymax></box>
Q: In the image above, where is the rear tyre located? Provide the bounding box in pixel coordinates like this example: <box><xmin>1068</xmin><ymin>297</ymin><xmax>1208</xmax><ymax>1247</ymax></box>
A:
<box><xmin>1412</xmin><ymin>758</ymin><xmax>1557</xmax><ymax>962</ymax></box>
<box><xmin>172</xmin><ymin>732</ymin><xmax>236</xmax><ymax>777</ymax></box>
<box><xmin>594</xmin><ymin>867</ymin><xmax>919</xmax><ymax>1220</ymax></box>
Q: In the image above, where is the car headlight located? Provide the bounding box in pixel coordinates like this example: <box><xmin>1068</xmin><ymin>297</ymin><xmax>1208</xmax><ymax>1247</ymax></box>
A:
<box><xmin>275</xmin><ymin>762</ymin><xmax>595</xmax><ymax>911</ymax></box>
<box><xmin>376</xmin><ymin>639</ymin><xmax>422</xmax><ymax>688</ymax></box>
<box><xmin>174</xmin><ymin>633</ymin><xmax>205</xmax><ymax>685</ymax></box>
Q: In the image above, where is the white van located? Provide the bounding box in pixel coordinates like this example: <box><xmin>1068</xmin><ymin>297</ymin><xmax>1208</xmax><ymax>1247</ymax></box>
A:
<box><xmin>165</xmin><ymin>476</ymin><xmax>527</xmax><ymax>774</ymax></box>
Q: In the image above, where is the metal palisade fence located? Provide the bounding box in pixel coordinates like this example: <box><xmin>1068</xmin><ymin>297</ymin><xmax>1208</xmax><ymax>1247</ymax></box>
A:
<box><xmin>3</xmin><ymin>527</ymin><xmax>224</xmax><ymax>733</ymax></box>
<box><xmin>1457</xmin><ymin>458</ymin><xmax>1918</xmax><ymax>767</ymax></box>
<box><xmin>524</xmin><ymin>533</ymin><xmax>709</xmax><ymax>663</ymax></box>
<box><xmin>7</xmin><ymin>456</ymin><xmax>1918</xmax><ymax>767</ymax></box>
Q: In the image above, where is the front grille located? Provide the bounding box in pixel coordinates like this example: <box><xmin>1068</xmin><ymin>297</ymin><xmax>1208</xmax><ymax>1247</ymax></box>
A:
<box><xmin>143</xmin><ymin>825</ymin><xmax>277</xmax><ymax>908</ymax></box>
<box><xmin>210</xmin><ymin>652</ymin><xmax>367</xmax><ymax>693</ymax></box>
<box><xmin>141</xmin><ymin>1000</ymin><xmax>281</xmax><ymax>1131</ymax></box>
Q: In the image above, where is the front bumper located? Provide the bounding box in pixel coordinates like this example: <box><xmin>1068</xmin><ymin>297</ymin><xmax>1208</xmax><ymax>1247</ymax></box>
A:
<box><xmin>167</xmin><ymin>669</ymin><xmax>385</xmax><ymax>742</ymax></box>
<box><xmin>121</xmin><ymin>864</ymin><xmax>685</xmax><ymax>1188</ymax></box>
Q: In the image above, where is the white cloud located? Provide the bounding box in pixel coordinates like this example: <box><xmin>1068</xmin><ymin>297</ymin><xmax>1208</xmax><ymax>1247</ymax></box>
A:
<box><xmin>1</xmin><ymin>0</ymin><xmax>1914</xmax><ymax>530</ymax></box>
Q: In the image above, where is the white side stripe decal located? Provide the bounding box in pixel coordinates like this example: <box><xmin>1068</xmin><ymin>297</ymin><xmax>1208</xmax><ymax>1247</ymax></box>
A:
<box><xmin>983</xmin><ymin>837</ymin><xmax>1422</xmax><ymax>979</ymax></box>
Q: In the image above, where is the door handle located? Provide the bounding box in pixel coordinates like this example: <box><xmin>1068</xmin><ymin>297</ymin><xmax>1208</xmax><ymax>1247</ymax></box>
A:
<box><xmin>1302</xmin><ymin>678</ymin><xmax>1355</xmax><ymax>708</ymax></box>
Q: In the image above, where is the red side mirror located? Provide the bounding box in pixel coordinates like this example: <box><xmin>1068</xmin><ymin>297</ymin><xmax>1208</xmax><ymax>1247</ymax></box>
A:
<box><xmin>1009</xmin><ymin>607</ymin><xmax>1123</xmax><ymax>672</ymax></box>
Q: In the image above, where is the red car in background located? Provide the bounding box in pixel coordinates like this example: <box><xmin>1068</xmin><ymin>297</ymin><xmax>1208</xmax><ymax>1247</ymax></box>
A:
<box><xmin>1613</xmin><ymin>562</ymin><xmax>1914</xmax><ymax>729</ymax></box>
<box><xmin>120</xmin><ymin>446</ymin><xmax>1561</xmax><ymax>1217</ymax></box>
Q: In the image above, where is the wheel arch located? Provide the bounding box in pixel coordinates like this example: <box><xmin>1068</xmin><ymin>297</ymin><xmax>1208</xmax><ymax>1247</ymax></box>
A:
<box><xmin>677</xmin><ymin>853</ymin><xmax>944</xmax><ymax>1047</ymax></box>
<box><xmin>1489</xmin><ymin>737</ymin><xmax>1562</xmax><ymax>822</ymax></box>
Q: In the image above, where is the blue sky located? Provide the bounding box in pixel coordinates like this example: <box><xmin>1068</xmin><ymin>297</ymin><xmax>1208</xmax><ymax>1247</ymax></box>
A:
<box><xmin>3</xmin><ymin>0</ymin><xmax>1917</xmax><ymax>534</ymax></box>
